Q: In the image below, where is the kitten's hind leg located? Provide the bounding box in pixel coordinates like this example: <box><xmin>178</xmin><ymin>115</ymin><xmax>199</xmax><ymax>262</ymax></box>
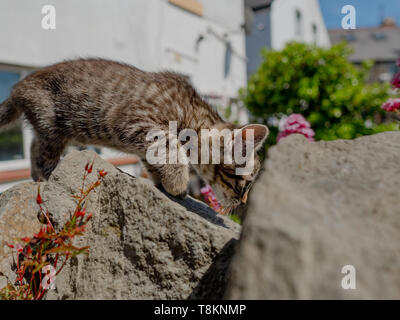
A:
<box><xmin>30</xmin><ymin>135</ymin><xmax>67</xmax><ymax>181</ymax></box>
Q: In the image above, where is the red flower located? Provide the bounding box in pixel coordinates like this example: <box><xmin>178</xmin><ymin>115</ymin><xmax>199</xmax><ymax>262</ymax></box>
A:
<box><xmin>85</xmin><ymin>213</ymin><xmax>93</xmax><ymax>222</ymax></box>
<box><xmin>34</xmin><ymin>228</ymin><xmax>47</xmax><ymax>239</ymax></box>
<box><xmin>99</xmin><ymin>170</ymin><xmax>108</xmax><ymax>178</ymax></box>
<box><xmin>85</xmin><ymin>161</ymin><xmax>94</xmax><ymax>173</ymax></box>
<box><xmin>381</xmin><ymin>98</ymin><xmax>400</xmax><ymax>112</ymax></box>
<box><xmin>391</xmin><ymin>72</ymin><xmax>400</xmax><ymax>89</ymax></box>
<box><xmin>7</xmin><ymin>243</ymin><xmax>14</xmax><ymax>249</ymax></box>
<box><xmin>76</xmin><ymin>208</ymin><xmax>86</xmax><ymax>217</ymax></box>
<box><xmin>21</xmin><ymin>237</ymin><xmax>30</xmax><ymax>243</ymax></box>
<box><xmin>36</xmin><ymin>193</ymin><xmax>43</xmax><ymax>205</ymax></box>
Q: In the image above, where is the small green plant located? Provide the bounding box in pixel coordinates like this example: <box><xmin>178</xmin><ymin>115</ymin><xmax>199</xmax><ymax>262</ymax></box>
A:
<box><xmin>229</xmin><ymin>213</ymin><xmax>241</xmax><ymax>224</ymax></box>
<box><xmin>0</xmin><ymin>162</ymin><xmax>107</xmax><ymax>300</ymax></box>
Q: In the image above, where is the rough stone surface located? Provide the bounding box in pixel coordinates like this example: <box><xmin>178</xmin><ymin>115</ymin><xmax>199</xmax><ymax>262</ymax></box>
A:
<box><xmin>0</xmin><ymin>150</ymin><xmax>239</xmax><ymax>300</ymax></box>
<box><xmin>226</xmin><ymin>132</ymin><xmax>400</xmax><ymax>299</ymax></box>
<box><xmin>0</xmin><ymin>183</ymin><xmax>44</xmax><ymax>289</ymax></box>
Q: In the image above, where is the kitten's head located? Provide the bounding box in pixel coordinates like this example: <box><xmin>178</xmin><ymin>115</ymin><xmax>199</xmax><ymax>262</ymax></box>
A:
<box><xmin>196</xmin><ymin>124</ymin><xmax>269</xmax><ymax>213</ymax></box>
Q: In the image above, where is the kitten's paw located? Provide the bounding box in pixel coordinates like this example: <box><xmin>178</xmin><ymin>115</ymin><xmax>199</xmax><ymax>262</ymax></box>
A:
<box><xmin>176</xmin><ymin>190</ymin><xmax>188</xmax><ymax>199</ymax></box>
<box><xmin>160</xmin><ymin>165</ymin><xmax>189</xmax><ymax>197</ymax></box>
<box><xmin>162</xmin><ymin>180</ymin><xmax>188</xmax><ymax>197</ymax></box>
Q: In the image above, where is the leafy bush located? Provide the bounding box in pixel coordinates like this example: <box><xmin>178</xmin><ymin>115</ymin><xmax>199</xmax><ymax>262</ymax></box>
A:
<box><xmin>240</xmin><ymin>42</ymin><xmax>396</xmax><ymax>147</ymax></box>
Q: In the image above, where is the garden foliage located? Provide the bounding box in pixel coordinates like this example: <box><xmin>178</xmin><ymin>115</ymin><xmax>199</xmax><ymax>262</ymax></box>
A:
<box><xmin>241</xmin><ymin>42</ymin><xmax>396</xmax><ymax>146</ymax></box>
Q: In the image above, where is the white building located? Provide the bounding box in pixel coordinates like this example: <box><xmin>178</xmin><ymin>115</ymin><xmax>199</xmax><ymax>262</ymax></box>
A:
<box><xmin>0</xmin><ymin>0</ymin><xmax>248</xmax><ymax>191</ymax></box>
<box><xmin>270</xmin><ymin>0</ymin><xmax>330</xmax><ymax>49</ymax></box>
<box><xmin>245</xmin><ymin>0</ymin><xmax>330</xmax><ymax>75</ymax></box>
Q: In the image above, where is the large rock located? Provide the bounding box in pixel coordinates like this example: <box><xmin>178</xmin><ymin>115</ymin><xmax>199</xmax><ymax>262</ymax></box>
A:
<box><xmin>0</xmin><ymin>183</ymin><xmax>44</xmax><ymax>289</ymax></box>
<box><xmin>226</xmin><ymin>132</ymin><xmax>400</xmax><ymax>299</ymax></box>
<box><xmin>0</xmin><ymin>150</ymin><xmax>239</xmax><ymax>299</ymax></box>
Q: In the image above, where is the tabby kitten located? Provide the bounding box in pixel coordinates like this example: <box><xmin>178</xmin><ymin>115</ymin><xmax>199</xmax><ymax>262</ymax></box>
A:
<box><xmin>0</xmin><ymin>59</ymin><xmax>268</xmax><ymax>212</ymax></box>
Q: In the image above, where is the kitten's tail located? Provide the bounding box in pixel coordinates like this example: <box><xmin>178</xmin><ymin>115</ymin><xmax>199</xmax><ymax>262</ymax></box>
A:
<box><xmin>0</xmin><ymin>97</ymin><xmax>21</xmax><ymax>131</ymax></box>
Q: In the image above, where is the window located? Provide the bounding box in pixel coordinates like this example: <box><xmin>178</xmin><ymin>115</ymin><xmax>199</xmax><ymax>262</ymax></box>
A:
<box><xmin>312</xmin><ymin>23</ymin><xmax>318</xmax><ymax>44</ymax></box>
<box><xmin>371</xmin><ymin>32</ymin><xmax>386</xmax><ymax>41</ymax></box>
<box><xmin>389</xmin><ymin>61</ymin><xmax>399</xmax><ymax>78</ymax></box>
<box><xmin>344</xmin><ymin>33</ymin><xmax>356</xmax><ymax>42</ymax></box>
<box><xmin>224</xmin><ymin>41</ymin><xmax>232</xmax><ymax>79</ymax></box>
<box><xmin>0</xmin><ymin>71</ymin><xmax>24</xmax><ymax>161</ymax></box>
<box><xmin>295</xmin><ymin>9</ymin><xmax>302</xmax><ymax>38</ymax></box>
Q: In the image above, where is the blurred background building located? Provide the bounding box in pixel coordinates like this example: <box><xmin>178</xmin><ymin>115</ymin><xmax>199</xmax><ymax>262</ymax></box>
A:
<box><xmin>329</xmin><ymin>17</ymin><xmax>400</xmax><ymax>83</ymax></box>
<box><xmin>0</xmin><ymin>0</ymin><xmax>248</xmax><ymax>191</ymax></box>
<box><xmin>0</xmin><ymin>0</ymin><xmax>331</xmax><ymax>192</ymax></box>
<box><xmin>245</xmin><ymin>0</ymin><xmax>330</xmax><ymax>76</ymax></box>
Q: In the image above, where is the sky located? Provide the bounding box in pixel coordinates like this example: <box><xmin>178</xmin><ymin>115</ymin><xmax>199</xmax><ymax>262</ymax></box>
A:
<box><xmin>319</xmin><ymin>0</ymin><xmax>400</xmax><ymax>29</ymax></box>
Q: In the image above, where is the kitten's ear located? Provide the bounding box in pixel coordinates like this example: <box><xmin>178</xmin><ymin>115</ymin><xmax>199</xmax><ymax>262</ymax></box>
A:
<box><xmin>235</xmin><ymin>124</ymin><xmax>269</xmax><ymax>152</ymax></box>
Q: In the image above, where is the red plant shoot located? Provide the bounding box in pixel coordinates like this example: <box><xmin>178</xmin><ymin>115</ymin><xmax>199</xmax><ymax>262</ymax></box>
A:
<box><xmin>0</xmin><ymin>162</ymin><xmax>107</xmax><ymax>300</ymax></box>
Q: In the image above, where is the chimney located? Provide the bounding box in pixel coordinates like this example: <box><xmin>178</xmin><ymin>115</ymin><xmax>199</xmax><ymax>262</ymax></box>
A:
<box><xmin>381</xmin><ymin>17</ymin><xmax>397</xmax><ymax>28</ymax></box>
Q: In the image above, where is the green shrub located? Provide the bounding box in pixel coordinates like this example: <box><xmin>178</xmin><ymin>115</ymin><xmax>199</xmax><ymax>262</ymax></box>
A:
<box><xmin>240</xmin><ymin>42</ymin><xmax>396</xmax><ymax>147</ymax></box>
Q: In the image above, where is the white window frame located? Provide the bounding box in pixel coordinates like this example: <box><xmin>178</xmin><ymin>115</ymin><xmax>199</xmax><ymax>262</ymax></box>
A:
<box><xmin>0</xmin><ymin>65</ymin><xmax>34</xmax><ymax>172</ymax></box>
<box><xmin>295</xmin><ymin>9</ymin><xmax>302</xmax><ymax>38</ymax></box>
<box><xmin>312</xmin><ymin>23</ymin><xmax>318</xmax><ymax>44</ymax></box>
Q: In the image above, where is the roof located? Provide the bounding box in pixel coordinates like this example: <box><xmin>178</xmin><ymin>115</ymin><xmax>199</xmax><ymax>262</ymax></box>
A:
<box><xmin>328</xmin><ymin>26</ymin><xmax>400</xmax><ymax>62</ymax></box>
<box><xmin>245</xmin><ymin>0</ymin><xmax>273</xmax><ymax>9</ymax></box>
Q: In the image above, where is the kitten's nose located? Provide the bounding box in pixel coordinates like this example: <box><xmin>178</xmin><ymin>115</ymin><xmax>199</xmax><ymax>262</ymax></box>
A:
<box><xmin>241</xmin><ymin>192</ymin><xmax>248</xmax><ymax>204</ymax></box>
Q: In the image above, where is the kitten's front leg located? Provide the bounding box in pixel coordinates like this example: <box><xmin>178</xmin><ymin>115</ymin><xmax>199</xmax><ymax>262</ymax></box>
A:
<box><xmin>160</xmin><ymin>163</ymin><xmax>189</xmax><ymax>198</ymax></box>
<box><xmin>143</xmin><ymin>161</ymin><xmax>189</xmax><ymax>198</ymax></box>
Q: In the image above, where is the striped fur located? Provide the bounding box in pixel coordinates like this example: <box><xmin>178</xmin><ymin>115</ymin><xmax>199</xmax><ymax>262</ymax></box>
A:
<box><xmin>0</xmin><ymin>58</ymin><xmax>268</xmax><ymax>208</ymax></box>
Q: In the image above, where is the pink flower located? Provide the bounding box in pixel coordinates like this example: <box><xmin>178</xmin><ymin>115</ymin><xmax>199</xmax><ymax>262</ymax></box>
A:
<box><xmin>277</xmin><ymin>114</ymin><xmax>315</xmax><ymax>142</ymax></box>
<box><xmin>381</xmin><ymin>98</ymin><xmax>400</xmax><ymax>112</ymax></box>
<box><xmin>391</xmin><ymin>72</ymin><xmax>400</xmax><ymax>89</ymax></box>
<box><xmin>200</xmin><ymin>185</ymin><xmax>221</xmax><ymax>212</ymax></box>
<box><xmin>285</xmin><ymin>114</ymin><xmax>311</xmax><ymax>127</ymax></box>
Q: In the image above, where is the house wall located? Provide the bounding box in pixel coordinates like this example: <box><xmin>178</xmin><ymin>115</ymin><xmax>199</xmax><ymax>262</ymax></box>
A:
<box><xmin>245</xmin><ymin>7</ymin><xmax>272</xmax><ymax>76</ymax></box>
<box><xmin>0</xmin><ymin>0</ymin><xmax>246</xmax><ymax>97</ymax></box>
<box><xmin>159</xmin><ymin>0</ymin><xmax>247</xmax><ymax>97</ymax></box>
<box><xmin>270</xmin><ymin>0</ymin><xmax>330</xmax><ymax>49</ymax></box>
<box><xmin>0</xmin><ymin>0</ymin><xmax>247</xmax><ymax>192</ymax></box>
